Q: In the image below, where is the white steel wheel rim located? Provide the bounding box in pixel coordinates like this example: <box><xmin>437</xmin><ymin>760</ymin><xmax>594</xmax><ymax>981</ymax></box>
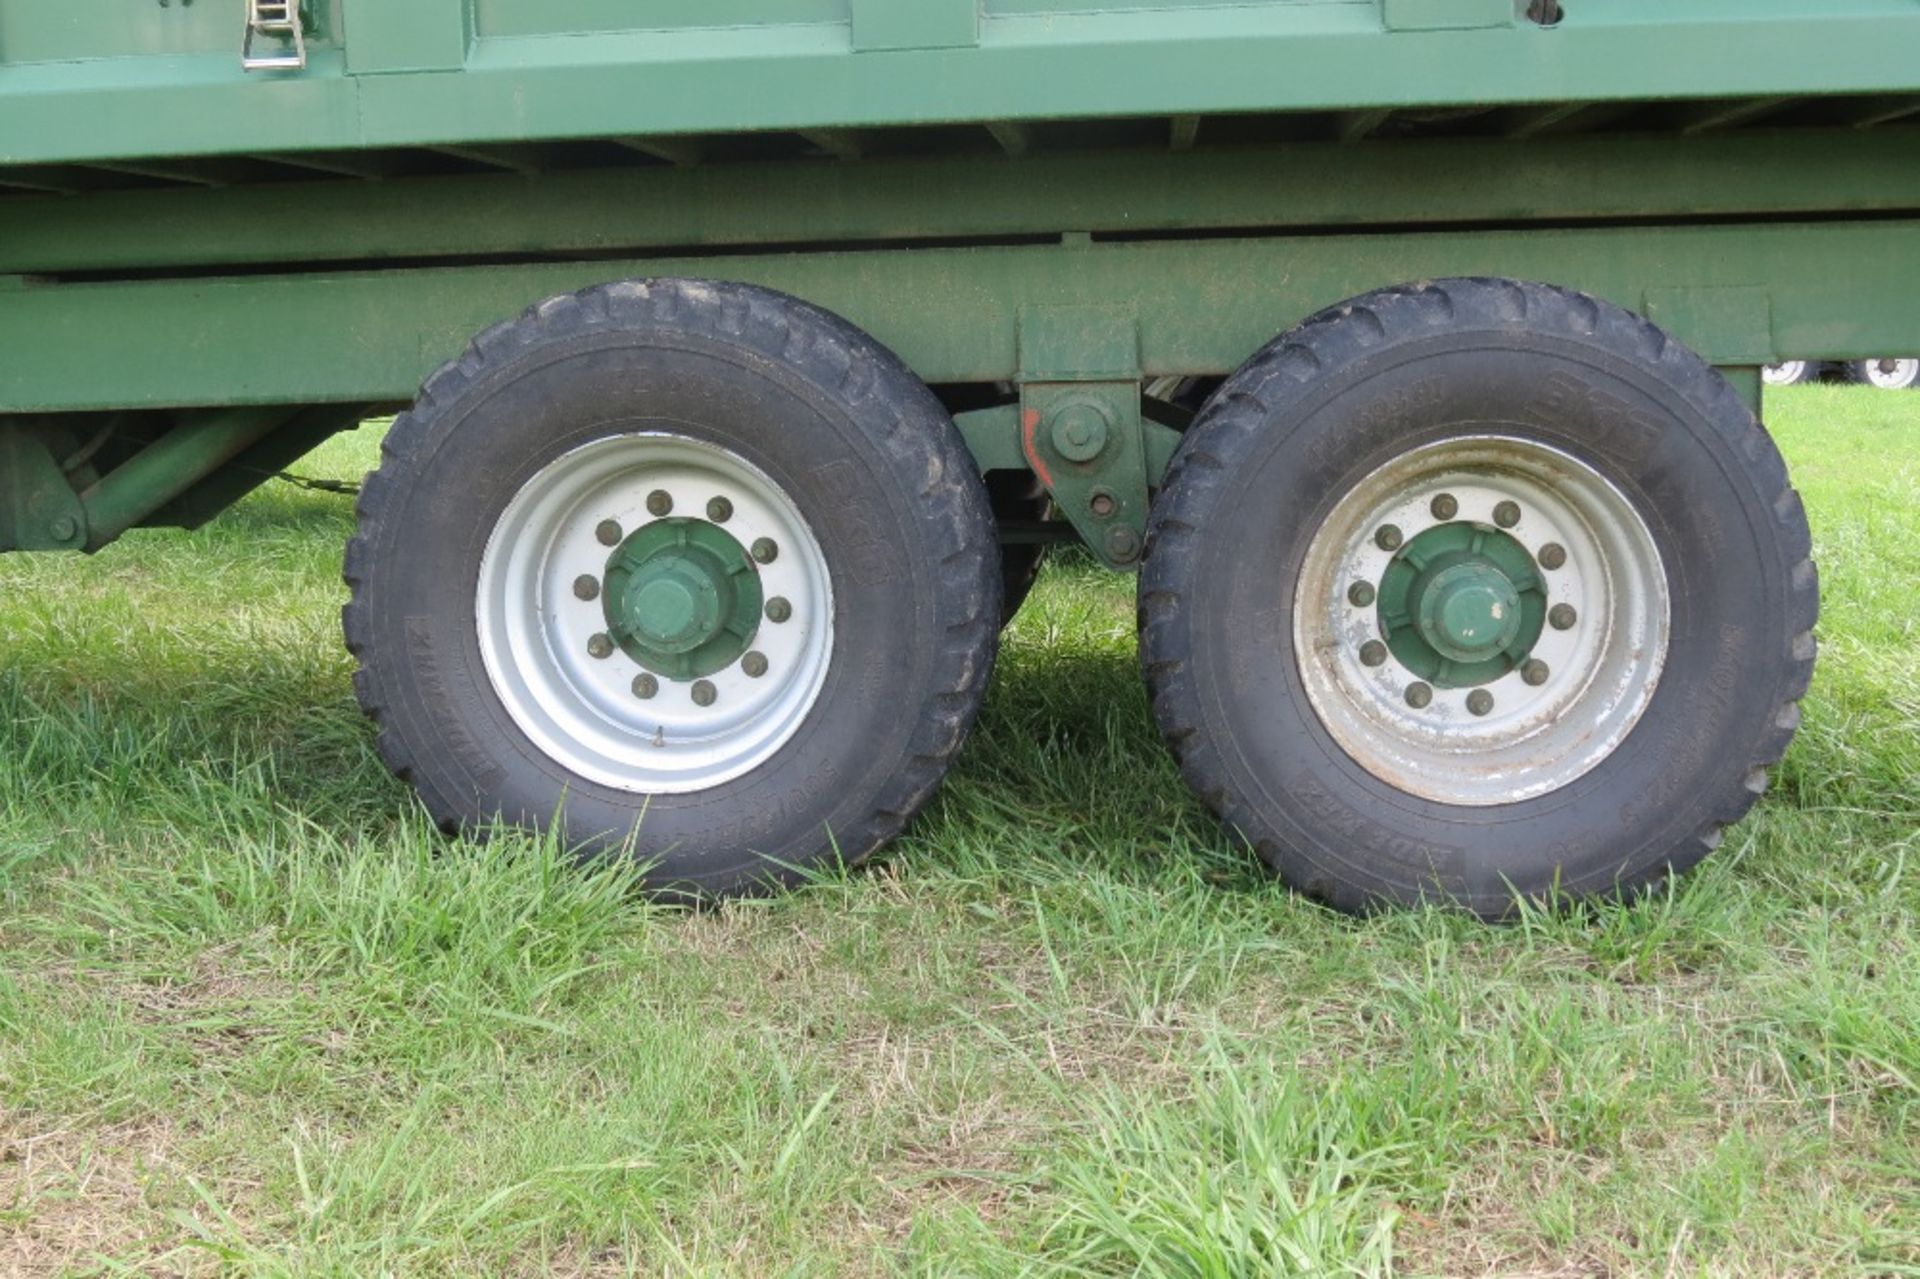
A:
<box><xmin>1293</xmin><ymin>435</ymin><xmax>1670</xmax><ymax>807</ymax></box>
<box><xmin>1761</xmin><ymin>361</ymin><xmax>1809</xmax><ymax>386</ymax></box>
<box><xmin>477</xmin><ymin>432</ymin><xmax>834</xmax><ymax>794</ymax></box>
<box><xmin>1862</xmin><ymin>358</ymin><xmax>1920</xmax><ymax>389</ymax></box>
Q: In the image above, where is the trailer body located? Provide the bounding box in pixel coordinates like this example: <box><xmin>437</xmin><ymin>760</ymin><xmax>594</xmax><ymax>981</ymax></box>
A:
<box><xmin>0</xmin><ymin>0</ymin><xmax>1895</xmax><ymax>912</ymax></box>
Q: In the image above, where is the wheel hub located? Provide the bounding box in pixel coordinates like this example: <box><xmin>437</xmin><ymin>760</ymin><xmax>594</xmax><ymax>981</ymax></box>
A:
<box><xmin>603</xmin><ymin>517</ymin><xmax>763</xmax><ymax>679</ymax></box>
<box><xmin>1377</xmin><ymin>523</ymin><xmax>1544</xmax><ymax>687</ymax></box>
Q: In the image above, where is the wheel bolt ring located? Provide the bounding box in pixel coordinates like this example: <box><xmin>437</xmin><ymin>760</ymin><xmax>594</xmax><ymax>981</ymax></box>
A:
<box><xmin>596</xmin><ymin>519</ymin><xmax>624</xmax><ymax>547</ymax></box>
<box><xmin>646</xmin><ymin>490</ymin><xmax>673</xmax><ymax>517</ymax></box>
<box><xmin>1430</xmin><ymin>493</ymin><xmax>1459</xmax><ymax>521</ymax></box>
<box><xmin>691</xmin><ymin>679</ymin><xmax>717</xmax><ymax>707</ymax></box>
<box><xmin>1538</xmin><ymin>542</ymin><xmax>1568</xmax><ymax>570</ymax></box>
<box><xmin>1359</xmin><ymin>639</ymin><xmax>1389</xmax><ymax>667</ymax></box>
<box><xmin>1466</xmin><ymin>688</ymin><xmax>1495</xmax><ymax>716</ymax></box>
<box><xmin>1493</xmin><ymin>501</ymin><xmax>1521</xmax><ymax>529</ymax></box>
<box><xmin>1405</xmin><ymin>682</ymin><xmax>1433</xmax><ymax>709</ymax></box>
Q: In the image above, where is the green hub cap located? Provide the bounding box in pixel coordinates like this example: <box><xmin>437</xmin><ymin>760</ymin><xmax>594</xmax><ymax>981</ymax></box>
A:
<box><xmin>1376</xmin><ymin>522</ymin><xmax>1545</xmax><ymax>688</ymax></box>
<box><xmin>602</xmin><ymin>517</ymin><xmax>763</xmax><ymax>680</ymax></box>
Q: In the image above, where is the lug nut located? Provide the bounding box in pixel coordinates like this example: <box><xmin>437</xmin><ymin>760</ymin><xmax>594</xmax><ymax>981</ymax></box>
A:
<box><xmin>1493</xmin><ymin>501</ymin><xmax>1521</xmax><ymax>529</ymax></box>
<box><xmin>1374</xmin><ymin>524</ymin><xmax>1403</xmax><ymax>552</ymax></box>
<box><xmin>1467</xmin><ymin>689</ymin><xmax>1495</xmax><ymax>716</ymax></box>
<box><xmin>691</xmin><ymin>680</ymin><xmax>717</xmax><ymax>707</ymax></box>
<box><xmin>742</xmin><ymin>651</ymin><xmax>769</xmax><ymax>678</ymax></box>
<box><xmin>1537</xmin><ymin>542</ymin><xmax>1568</xmax><ymax>570</ymax></box>
<box><xmin>1348</xmin><ymin>581</ymin><xmax>1377</xmax><ymax>608</ymax></box>
<box><xmin>1430</xmin><ymin>493</ymin><xmax>1459</xmax><ymax>521</ymax></box>
<box><xmin>1405</xmin><ymin>681</ymin><xmax>1434</xmax><ymax>709</ymax></box>
<box><xmin>751</xmin><ymin>538</ymin><xmax>779</xmax><ymax>564</ymax></box>
<box><xmin>765</xmin><ymin>596</ymin><xmax>792</xmax><ymax>624</ymax></box>
<box><xmin>573</xmin><ymin>575</ymin><xmax>601</xmax><ymax>601</ymax></box>
<box><xmin>706</xmin><ymin>497</ymin><xmax>733</xmax><ymax>523</ymax></box>
<box><xmin>1549</xmin><ymin>603</ymin><xmax>1578</xmax><ymax>630</ymax></box>
<box><xmin>1521</xmin><ymin>659</ymin><xmax>1551</xmax><ymax>686</ymax></box>
<box><xmin>596</xmin><ymin>519</ymin><xmax>624</xmax><ymax>547</ymax></box>
<box><xmin>646</xmin><ymin>490</ymin><xmax>673</xmax><ymax>517</ymax></box>
<box><xmin>587</xmin><ymin>632</ymin><xmax>614</xmax><ymax>659</ymax></box>
<box><xmin>1359</xmin><ymin>640</ymin><xmax>1389</xmax><ymax>667</ymax></box>
<box><xmin>632</xmin><ymin>673</ymin><xmax>659</xmax><ymax>699</ymax></box>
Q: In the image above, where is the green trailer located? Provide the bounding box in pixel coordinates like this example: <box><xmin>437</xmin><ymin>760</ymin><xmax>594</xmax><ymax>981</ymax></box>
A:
<box><xmin>1</xmin><ymin>0</ymin><xmax>1903</xmax><ymax>915</ymax></box>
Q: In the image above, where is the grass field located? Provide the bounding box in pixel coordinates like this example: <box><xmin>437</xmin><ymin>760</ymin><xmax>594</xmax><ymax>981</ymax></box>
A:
<box><xmin>0</xmin><ymin>384</ymin><xmax>1915</xmax><ymax>1277</ymax></box>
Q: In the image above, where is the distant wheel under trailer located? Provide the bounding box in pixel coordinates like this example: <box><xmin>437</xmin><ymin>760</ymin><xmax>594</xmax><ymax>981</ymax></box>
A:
<box><xmin>1851</xmin><ymin>357</ymin><xmax>1920</xmax><ymax>390</ymax></box>
<box><xmin>335</xmin><ymin>274</ymin><xmax>1816</xmax><ymax>919</ymax></box>
<box><xmin>1762</xmin><ymin>360</ymin><xmax>1819</xmax><ymax>387</ymax></box>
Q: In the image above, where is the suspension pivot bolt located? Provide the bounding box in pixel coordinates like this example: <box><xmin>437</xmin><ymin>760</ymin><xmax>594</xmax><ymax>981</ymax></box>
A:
<box><xmin>1348</xmin><ymin>581</ymin><xmax>1377</xmax><ymax>608</ymax></box>
<box><xmin>587</xmin><ymin>632</ymin><xmax>615</xmax><ymax>659</ymax></box>
<box><xmin>1105</xmin><ymin>526</ymin><xmax>1142</xmax><ymax>563</ymax></box>
<box><xmin>572</xmin><ymin>575</ymin><xmax>601</xmax><ymax>601</ymax></box>
<box><xmin>596</xmin><ymin>519</ymin><xmax>624</xmax><ymax>546</ymax></box>
<box><xmin>1521</xmin><ymin>659</ymin><xmax>1551</xmax><ymax>686</ymax></box>
<box><xmin>1467</xmin><ymin>689</ymin><xmax>1495</xmax><ymax>716</ymax></box>
<box><xmin>632</xmin><ymin>673</ymin><xmax>659</xmax><ymax>699</ymax></box>
<box><xmin>1405</xmin><ymin>682</ymin><xmax>1434</xmax><ymax>709</ymax></box>
<box><xmin>691</xmin><ymin>680</ymin><xmax>717</xmax><ymax>707</ymax></box>
<box><xmin>1493</xmin><ymin>501</ymin><xmax>1521</xmax><ymax>529</ymax></box>
<box><xmin>1548</xmin><ymin>603</ymin><xmax>1578</xmax><ymax>630</ymax></box>
<box><xmin>742</xmin><ymin>651</ymin><xmax>769</xmax><ymax>678</ymax></box>
<box><xmin>1430</xmin><ymin>493</ymin><xmax>1459</xmax><ymax>521</ymax></box>
<box><xmin>1359</xmin><ymin>640</ymin><xmax>1389</xmax><ymax>667</ymax></box>
<box><xmin>646</xmin><ymin>490</ymin><xmax>674</xmax><ymax>518</ymax></box>
<box><xmin>706</xmin><ymin>497</ymin><xmax>733</xmax><ymax>523</ymax></box>
<box><xmin>1050</xmin><ymin>403</ymin><xmax>1112</xmax><ymax>463</ymax></box>
<box><xmin>1374</xmin><ymin>524</ymin><xmax>1403</xmax><ymax>552</ymax></box>
<box><xmin>1537</xmin><ymin>542</ymin><xmax>1568</xmax><ymax>570</ymax></box>
<box><xmin>751</xmin><ymin>538</ymin><xmax>779</xmax><ymax>565</ymax></box>
<box><xmin>765</xmin><ymin>596</ymin><xmax>792</xmax><ymax>624</ymax></box>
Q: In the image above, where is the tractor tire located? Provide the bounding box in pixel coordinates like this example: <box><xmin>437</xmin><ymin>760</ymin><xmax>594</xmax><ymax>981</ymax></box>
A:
<box><xmin>346</xmin><ymin>278</ymin><xmax>1000</xmax><ymax>897</ymax></box>
<box><xmin>1141</xmin><ymin>278</ymin><xmax>1817</xmax><ymax>918</ymax></box>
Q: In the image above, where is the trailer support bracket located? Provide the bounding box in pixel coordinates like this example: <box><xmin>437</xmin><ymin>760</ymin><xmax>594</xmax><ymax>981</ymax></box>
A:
<box><xmin>1016</xmin><ymin>304</ymin><xmax>1152</xmax><ymax>570</ymax></box>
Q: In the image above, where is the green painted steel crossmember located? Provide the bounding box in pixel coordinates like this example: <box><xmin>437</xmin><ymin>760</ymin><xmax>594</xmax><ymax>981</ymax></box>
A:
<box><xmin>1376</xmin><ymin>523</ymin><xmax>1546</xmax><ymax>688</ymax></box>
<box><xmin>9</xmin><ymin>129</ymin><xmax>1920</xmax><ymax>278</ymax></box>
<box><xmin>7</xmin><ymin>216</ymin><xmax>1916</xmax><ymax>420</ymax></box>
<box><xmin>603</xmin><ymin>517</ymin><xmax>763</xmax><ymax>681</ymax></box>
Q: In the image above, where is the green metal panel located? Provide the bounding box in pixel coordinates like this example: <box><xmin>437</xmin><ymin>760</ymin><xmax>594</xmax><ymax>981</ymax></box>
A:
<box><xmin>5</xmin><ymin>5</ymin><xmax>1920</xmax><ymax>166</ymax></box>
<box><xmin>2</xmin><ymin>218</ymin><xmax>1916</xmax><ymax>414</ymax></box>
<box><xmin>475</xmin><ymin>0</ymin><xmax>848</xmax><ymax>38</ymax></box>
<box><xmin>3</xmin><ymin>128</ymin><xmax>1916</xmax><ymax>276</ymax></box>
<box><xmin>851</xmin><ymin>0</ymin><xmax>979</xmax><ymax>51</ymax></box>
<box><xmin>0</xmin><ymin>0</ymin><xmax>337</xmax><ymax>64</ymax></box>
<box><xmin>344</xmin><ymin>0</ymin><xmax>471</xmax><ymax>74</ymax></box>
<box><xmin>1381</xmin><ymin>0</ymin><xmax>1513</xmax><ymax>31</ymax></box>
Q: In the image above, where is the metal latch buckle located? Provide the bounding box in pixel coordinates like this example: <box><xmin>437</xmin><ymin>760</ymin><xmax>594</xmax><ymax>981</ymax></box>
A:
<box><xmin>242</xmin><ymin>0</ymin><xmax>306</xmax><ymax>72</ymax></box>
